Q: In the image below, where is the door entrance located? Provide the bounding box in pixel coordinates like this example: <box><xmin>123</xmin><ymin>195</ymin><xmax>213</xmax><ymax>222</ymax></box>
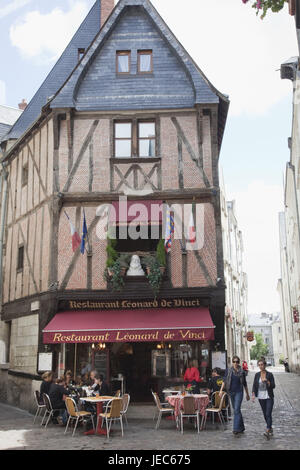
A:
<box><xmin>112</xmin><ymin>342</ymin><xmax>154</xmax><ymax>402</ymax></box>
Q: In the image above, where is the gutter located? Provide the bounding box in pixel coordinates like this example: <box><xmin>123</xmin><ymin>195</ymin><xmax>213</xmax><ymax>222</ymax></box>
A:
<box><xmin>0</xmin><ymin>161</ymin><xmax>8</xmax><ymax>308</ymax></box>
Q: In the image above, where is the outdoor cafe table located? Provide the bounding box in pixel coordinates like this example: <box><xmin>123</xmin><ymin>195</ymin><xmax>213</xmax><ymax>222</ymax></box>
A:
<box><xmin>166</xmin><ymin>394</ymin><xmax>210</xmax><ymax>421</ymax></box>
<box><xmin>79</xmin><ymin>396</ymin><xmax>115</xmax><ymax>436</ymax></box>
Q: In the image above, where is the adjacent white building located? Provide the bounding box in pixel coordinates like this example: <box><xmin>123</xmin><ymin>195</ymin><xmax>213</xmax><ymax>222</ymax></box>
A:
<box><xmin>279</xmin><ymin>3</ymin><xmax>300</xmax><ymax>373</ymax></box>
<box><xmin>220</xmin><ymin>171</ymin><xmax>249</xmax><ymax>364</ymax></box>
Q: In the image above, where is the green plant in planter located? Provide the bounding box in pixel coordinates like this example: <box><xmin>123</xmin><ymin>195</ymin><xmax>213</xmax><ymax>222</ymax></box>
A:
<box><xmin>106</xmin><ymin>236</ymin><xmax>118</xmax><ymax>269</ymax></box>
<box><xmin>146</xmin><ymin>256</ymin><xmax>163</xmax><ymax>298</ymax></box>
<box><xmin>104</xmin><ymin>259</ymin><xmax>125</xmax><ymax>292</ymax></box>
<box><xmin>156</xmin><ymin>238</ymin><xmax>166</xmax><ymax>270</ymax></box>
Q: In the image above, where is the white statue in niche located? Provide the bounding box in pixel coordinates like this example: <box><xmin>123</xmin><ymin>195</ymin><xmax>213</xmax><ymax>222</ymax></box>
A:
<box><xmin>126</xmin><ymin>255</ymin><xmax>145</xmax><ymax>276</ymax></box>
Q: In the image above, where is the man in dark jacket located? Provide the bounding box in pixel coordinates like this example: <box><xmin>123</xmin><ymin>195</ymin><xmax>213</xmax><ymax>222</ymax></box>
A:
<box><xmin>48</xmin><ymin>378</ymin><xmax>70</xmax><ymax>424</ymax></box>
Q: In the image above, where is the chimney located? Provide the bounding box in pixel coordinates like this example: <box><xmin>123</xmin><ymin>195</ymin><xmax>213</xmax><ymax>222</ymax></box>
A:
<box><xmin>101</xmin><ymin>0</ymin><xmax>115</xmax><ymax>28</ymax></box>
<box><xmin>18</xmin><ymin>99</ymin><xmax>28</xmax><ymax>110</ymax></box>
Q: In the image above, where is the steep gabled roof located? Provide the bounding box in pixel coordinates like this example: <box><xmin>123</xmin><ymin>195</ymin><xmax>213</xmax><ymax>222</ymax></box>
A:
<box><xmin>2</xmin><ymin>0</ymin><xmax>102</xmax><ymax>142</ymax></box>
<box><xmin>50</xmin><ymin>0</ymin><xmax>229</xmax><ymax>147</ymax></box>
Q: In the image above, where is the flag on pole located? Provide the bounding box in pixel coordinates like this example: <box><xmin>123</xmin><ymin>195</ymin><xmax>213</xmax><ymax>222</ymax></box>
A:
<box><xmin>64</xmin><ymin>211</ymin><xmax>81</xmax><ymax>252</ymax></box>
<box><xmin>164</xmin><ymin>206</ymin><xmax>175</xmax><ymax>253</ymax></box>
<box><xmin>80</xmin><ymin>210</ymin><xmax>88</xmax><ymax>254</ymax></box>
<box><xmin>188</xmin><ymin>209</ymin><xmax>196</xmax><ymax>244</ymax></box>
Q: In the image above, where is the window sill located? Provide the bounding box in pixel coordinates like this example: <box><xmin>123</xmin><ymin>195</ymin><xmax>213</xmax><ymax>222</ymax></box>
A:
<box><xmin>111</xmin><ymin>157</ymin><xmax>161</xmax><ymax>164</ymax></box>
<box><xmin>116</xmin><ymin>73</ymin><xmax>154</xmax><ymax>79</ymax></box>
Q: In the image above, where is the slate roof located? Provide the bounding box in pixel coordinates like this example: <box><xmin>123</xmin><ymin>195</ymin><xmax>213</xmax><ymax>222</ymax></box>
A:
<box><xmin>2</xmin><ymin>0</ymin><xmax>229</xmax><ymax>150</ymax></box>
<box><xmin>0</xmin><ymin>123</ymin><xmax>11</xmax><ymax>142</ymax></box>
<box><xmin>2</xmin><ymin>0</ymin><xmax>102</xmax><ymax>143</ymax></box>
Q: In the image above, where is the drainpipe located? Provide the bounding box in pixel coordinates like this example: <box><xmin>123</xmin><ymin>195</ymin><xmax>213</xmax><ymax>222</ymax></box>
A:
<box><xmin>0</xmin><ymin>161</ymin><xmax>8</xmax><ymax>307</ymax></box>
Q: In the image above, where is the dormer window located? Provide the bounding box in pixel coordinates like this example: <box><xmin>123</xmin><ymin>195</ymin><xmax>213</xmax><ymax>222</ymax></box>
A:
<box><xmin>78</xmin><ymin>48</ymin><xmax>85</xmax><ymax>62</ymax></box>
<box><xmin>138</xmin><ymin>50</ymin><xmax>153</xmax><ymax>73</ymax></box>
<box><xmin>116</xmin><ymin>51</ymin><xmax>131</xmax><ymax>74</ymax></box>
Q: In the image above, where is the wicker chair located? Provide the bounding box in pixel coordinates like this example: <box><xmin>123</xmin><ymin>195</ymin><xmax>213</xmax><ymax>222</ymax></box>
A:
<box><xmin>120</xmin><ymin>393</ymin><xmax>130</xmax><ymax>426</ymax></box>
<box><xmin>97</xmin><ymin>398</ymin><xmax>124</xmax><ymax>439</ymax></box>
<box><xmin>179</xmin><ymin>396</ymin><xmax>200</xmax><ymax>434</ymax></box>
<box><xmin>152</xmin><ymin>391</ymin><xmax>175</xmax><ymax>429</ymax></box>
<box><xmin>65</xmin><ymin>397</ymin><xmax>95</xmax><ymax>437</ymax></box>
<box><xmin>201</xmin><ymin>391</ymin><xmax>228</xmax><ymax>430</ymax></box>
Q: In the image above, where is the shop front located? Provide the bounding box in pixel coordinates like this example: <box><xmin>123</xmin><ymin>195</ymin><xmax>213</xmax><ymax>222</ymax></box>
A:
<box><xmin>42</xmin><ymin>304</ymin><xmax>215</xmax><ymax>402</ymax></box>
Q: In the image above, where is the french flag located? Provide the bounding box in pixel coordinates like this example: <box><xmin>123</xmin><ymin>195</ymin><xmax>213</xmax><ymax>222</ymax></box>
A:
<box><xmin>188</xmin><ymin>211</ymin><xmax>196</xmax><ymax>244</ymax></box>
<box><xmin>65</xmin><ymin>211</ymin><xmax>81</xmax><ymax>252</ymax></box>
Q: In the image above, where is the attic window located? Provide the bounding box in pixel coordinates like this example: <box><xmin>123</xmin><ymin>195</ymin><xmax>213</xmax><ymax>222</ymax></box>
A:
<box><xmin>116</xmin><ymin>51</ymin><xmax>130</xmax><ymax>74</ymax></box>
<box><xmin>138</xmin><ymin>50</ymin><xmax>153</xmax><ymax>73</ymax></box>
<box><xmin>78</xmin><ymin>48</ymin><xmax>85</xmax><ymax>62</ymax></box>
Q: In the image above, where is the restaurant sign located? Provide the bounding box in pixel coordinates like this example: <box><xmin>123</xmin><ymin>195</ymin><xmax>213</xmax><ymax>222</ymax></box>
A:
<box><xmin>43</xmin><ymin>328</ymin><xmax>212</xmax><ymax>345</ymax></box>
<box><xmin>65</xmin><ymin>298</ymin><xmax>204</xmax><ymax>311</ymax></box>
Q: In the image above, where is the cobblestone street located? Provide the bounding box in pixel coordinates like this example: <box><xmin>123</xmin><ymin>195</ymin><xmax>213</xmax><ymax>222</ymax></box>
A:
<box><xmin>0</xmin><ymin>369</ymin><xmax>299</xmax><ymax>451</ymax></box>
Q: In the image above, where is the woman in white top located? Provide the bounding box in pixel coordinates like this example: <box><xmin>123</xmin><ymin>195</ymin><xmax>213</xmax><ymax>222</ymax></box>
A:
<box><xmin>252</xmin><ymin>359</ymin><xmax>275</xmax><ymax>439</ymax></box>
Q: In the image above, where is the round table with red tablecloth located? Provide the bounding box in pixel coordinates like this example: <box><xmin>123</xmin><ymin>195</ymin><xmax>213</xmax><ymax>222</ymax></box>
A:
<box><xmin>166</xmin><ymin>394</ymin><xmax>209</xmax><ymax>419</ymax></box>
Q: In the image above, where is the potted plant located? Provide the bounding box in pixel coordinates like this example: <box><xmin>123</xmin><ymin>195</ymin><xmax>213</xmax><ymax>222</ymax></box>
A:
<box><xmin>156</xmin><ymin>238</ymin><xmax>166</xmax><ymax>275</ymax></box>
<box><xmin>104</xmin><ymin>259</ymin><xmax>125</xmax><ymax>292</ymax></box>
<box><xmin>143</xmin><ymin>255</ymin><xmax>155</xmax><ymax>275</ymax></box>
<box><xmin>185</xmin><ymin>384</ymin><xmax>195</xmax><ymax>395</ymax></box>
<box><xmin>146</xmin><ymin>256</ymin><xmax>163</xmax><ymax>298</ymax></box>
<box><xmin>105</xmin><ymin>236</ymin><xmax>118</xmax><ymax>277</ymax></box>
<box><xmin>118</xmin><ymin>253</ymin><xmax>131</xmax><ymax>276</ymax></box>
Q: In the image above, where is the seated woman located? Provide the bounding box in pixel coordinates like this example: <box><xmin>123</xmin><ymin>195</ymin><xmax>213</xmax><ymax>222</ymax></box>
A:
<box><xmin>48</xmin><ymin>377</ymin><xmax>71</xmax><ymax>425</ymax></box>
<box><xmin>40</xmin><ymin>371</ymin><xmax>53</xmax><ymax>398</ymax></box>
<box><xmin>64</xmin><ymin>370</ymin><xmax>75</xmax><ymax>390</ymax></box>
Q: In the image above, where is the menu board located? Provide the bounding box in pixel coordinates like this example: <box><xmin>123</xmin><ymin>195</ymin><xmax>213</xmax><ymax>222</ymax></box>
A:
<box><xmin>94</xmin><ymin>352</ymin><xmax>107</xmax><ymax>380</ymax></box>
<box><xmin>212</xmin><ymin>351</ymin><xmax>227</xmax><ymax>370</ymax></box>
<box><xmin>38</xmin><ymin>353</ymin><xmax>53</xmax><ymax>372</ymax></box>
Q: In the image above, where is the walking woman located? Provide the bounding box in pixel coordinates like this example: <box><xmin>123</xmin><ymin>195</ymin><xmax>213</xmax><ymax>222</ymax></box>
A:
<box><xmin>219</xmin><ymin>356</ymin><xmax>250</xmax><ymax>436</ymax></box>
<box><xmin>252</xmin><ymin>358</ymin><xmax>275</xmax><ymax>439</ymax></box>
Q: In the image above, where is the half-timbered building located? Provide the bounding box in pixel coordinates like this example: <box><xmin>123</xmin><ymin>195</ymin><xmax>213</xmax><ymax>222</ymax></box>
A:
<box><xmin>0</xmin><ymin>0</ymin><xmax>229</xmax><ymax>409</ymax></box>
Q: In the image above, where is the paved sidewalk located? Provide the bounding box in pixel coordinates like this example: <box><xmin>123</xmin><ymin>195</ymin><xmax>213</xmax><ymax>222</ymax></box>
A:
<box><xmin>0</xmin><ymin>370</ymin><xmax>299</xmax><ymax>450</ymax></box>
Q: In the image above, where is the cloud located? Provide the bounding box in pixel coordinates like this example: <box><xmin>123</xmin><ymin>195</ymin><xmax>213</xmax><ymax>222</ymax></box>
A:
<box><xmin>0</xmin><ymin>80</ymin><xmax>6</xmax><ymax>104</ymax></box>
<box><xmin>226</xmin><ymin>180</ymin><xmax>284</xmax><ymax>314</ymax></box>
<box><xmin>152</xmin><ymin>0</ymin><xmax>297</xmax><ymax>116</ymax></box>
<box><xmin>0</xmin><ymin>0</ymin><xmax>32</xmax><ymax>19</ymax></box>
<box><xmin>9</xmin><ymin>1</ymin><xmax>90</xmax><ymax>63</ymax></box>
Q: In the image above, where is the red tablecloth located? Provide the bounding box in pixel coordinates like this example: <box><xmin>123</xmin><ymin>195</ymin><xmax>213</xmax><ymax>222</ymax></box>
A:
<box><xmin>166</xmin><ymin>394</ymin><xmax>209</xmax><ymax>418</ymax></box>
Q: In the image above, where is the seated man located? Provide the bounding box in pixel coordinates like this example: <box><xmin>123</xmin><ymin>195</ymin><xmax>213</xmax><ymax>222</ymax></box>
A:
<box><xmin>93</xmin><ymin>374</ymin><xmax>110</xmax><ymax>396</ymax></box>
<box><xmin>207</xmin><ymin>368</ymin><xmax>229</xmax><ymax>418</ymax></box>
<box><xmin>48</xmin><ymin>377</ymin><xmax>70</xmax><ymax>425</ymax></box>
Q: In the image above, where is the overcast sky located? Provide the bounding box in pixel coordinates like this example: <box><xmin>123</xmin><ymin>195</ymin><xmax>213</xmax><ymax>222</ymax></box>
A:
<box><xmin>0</xmin><ymin>0</ymin><xmax>298</xmax><ymax>315</ymax></box>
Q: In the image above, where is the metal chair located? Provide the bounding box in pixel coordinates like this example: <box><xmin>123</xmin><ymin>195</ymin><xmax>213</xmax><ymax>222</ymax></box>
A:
<box><xmin>120</xmin><ymin>393</ymin><xmax>130</xmax><ymax>426</ymax></box>
<box><xmin>41</xmin><ymin>393</ymin><xmax>62</xmax><ymax>428</ymax></box>
<box><xmin>33</xmin><ymin>390</ymin><xmax>46</xmax><ymax>424</ymax></box>
<box><xmin>64</xmin><ymin>397</ymin><xmax>95</xmax><ymax>437</ymax></box>
<box><xmin>201</xmin><ymin>391</ymin><xmax>228</xmax><ymax>430</ymax></box>
<box><xmin>179</xmin><ymin>396</ymin><xmax>200</xmax><ymax>434</ymax></box>
<box><xmin>97</xmin><ymin>398</ymin><xmax>124</xmax><ymax>439</ymax></box>
<box><xmin>152</xmin><ymin>391</ymin><xmax>175</xmax><ymax>429</ymax></box>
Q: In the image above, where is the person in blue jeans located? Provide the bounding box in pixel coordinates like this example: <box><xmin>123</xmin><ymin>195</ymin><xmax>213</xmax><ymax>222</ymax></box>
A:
<box><xmin>219</xmin><ymin>356</ymin><xmax>250</xmax><ymax>436</ymax></box>
<box><xmin>251</xmin><ymin>358</ymin><xmax>275</xmax><ymax>439</ymax></box>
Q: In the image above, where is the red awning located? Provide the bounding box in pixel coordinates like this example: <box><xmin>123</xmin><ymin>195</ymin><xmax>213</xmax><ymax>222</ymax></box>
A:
<box><xmin>43</xmin><ymin>308</ymin><xmax>215</xmax><ymax>344</ymax></box>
